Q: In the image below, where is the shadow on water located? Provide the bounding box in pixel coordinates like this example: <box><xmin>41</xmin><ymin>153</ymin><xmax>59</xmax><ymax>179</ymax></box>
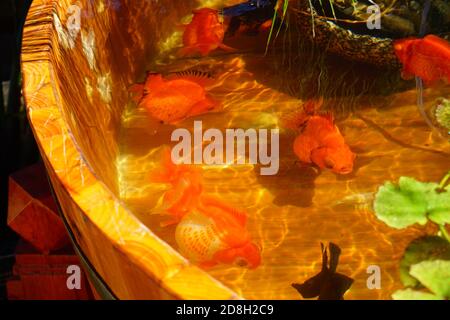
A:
<box><xmin>228</xmin><ymin>22</ymin><xmax>415</xmax><ymax>118</ymax></box>
<box><xmin>254</xmin><ymin>134</ymin><xmax>320</xmax><ymax>208</ymax></box>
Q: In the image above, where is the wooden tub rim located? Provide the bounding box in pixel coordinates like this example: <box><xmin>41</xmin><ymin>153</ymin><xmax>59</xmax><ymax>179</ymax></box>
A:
<box><xmin>21</xmin><ymin>0</ymin><xmax>239</xmax><ymax>300</ymax></box>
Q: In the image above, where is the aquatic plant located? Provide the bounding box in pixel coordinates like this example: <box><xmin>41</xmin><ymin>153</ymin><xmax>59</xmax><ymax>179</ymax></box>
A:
<box><xmin>265</xmin><ymin>0</ymin><xmax>289</xmax><ymax>54</ymax></box>
<box><xmin>435</xmin><ymin>98</ymin><xmax>450</xmax><ymax>131</ymax></box>
<box><xmin>399</xmin><ymin>236</ymin><xmax>450</xmax><ymax>287</ymax></box>
<box><xmin>373</xmin><ymin>172</ymin><xmax>450</xmax><ymax>300</ymax></box>
<box><xmin>392</xmin><ymin>260</ymin><xmax>450</xmax><ymax>300</ymax></box>
<box><xmin>373</xmin><ymin>174</ymin><xmax>450</xmax><ymax>232</ymax></box>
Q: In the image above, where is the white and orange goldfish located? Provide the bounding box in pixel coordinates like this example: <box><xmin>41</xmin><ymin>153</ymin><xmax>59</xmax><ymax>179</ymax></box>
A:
<box><xmin>150</xmin><ymin>148</ymin><xmax>261</xmax><ymax>269</ymax></box>
<box><xmin>175</xmin><ymin>195</ymin><xmax>261</xmax><ymax>269</ymax></box>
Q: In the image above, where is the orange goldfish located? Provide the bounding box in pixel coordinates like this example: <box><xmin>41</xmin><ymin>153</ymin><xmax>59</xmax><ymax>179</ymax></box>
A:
<box><xmin>179</xmin><ymin>8</ymin><xmax>236</xmax><ymax>57</ymax></box>
<box><xmin>175</xmin><ymin>195</ymin><xmax>261</xmax><ymax>269</ymax></box>
<box><xmin>130</xmin><ymin>71</ymin><xmax>221</xmax><ymax>124</ymax></box>
<box><xmin>150</xmin><ymin>148</ymin><xmax>203</xmax><ymax>226</ymax></box>
<box><xmin>284</xmin><ymin>99</ymin><xmax>355</xmax><ymax>175</ymax></box>
<box><xmin>394</xmin><ymin>35</ymin><xmax>450</xmax><ymax>85</ymax></box>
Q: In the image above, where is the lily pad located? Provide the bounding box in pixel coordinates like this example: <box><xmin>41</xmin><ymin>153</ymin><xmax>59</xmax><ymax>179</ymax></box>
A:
<box><xmin>392</xmin><ymin>288</ymin><xmax>441</xmax><ymax>300</ymax></box>
<box><xmin>374</xmin><ymin>177</ymin><xmax>450</xmax><ymax>229</ymax></box>
<box><xmin>409</xmin><ymin>260</ymin><xmax>450</xmax><ymax>299</ymax></box>
<box><xmin>427</xmin><ymin>187</ymin><xmax>450</xmax><ymax>225</ymax></box>
<box><xmin>400</xmin><ymin>236</ymin><xmax>450</xmax><ymax>287</ymax></box>
<box><xmin>374</xmin><ymin>177</ymin><xmax>435</xmax><ymax>229</ymax></box>
<box><xmin>392</xmin><ymin>289</ymin><xmax>442</xmax><ymax>300</ymax></box>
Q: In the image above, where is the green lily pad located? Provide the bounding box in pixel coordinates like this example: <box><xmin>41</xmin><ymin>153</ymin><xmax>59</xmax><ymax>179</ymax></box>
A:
<box><xmin>427</xmin><ymin>186</ymin><xmax>450</xmax><ymax>225</ymax></box>
<box><xmin>409</xmin><ymin>260</ymin><xmax>450</xmax><ymax>299</ymax></box>
<box><xmin>392</xmin><ymin>288</ymin><xmax>441</xmax><ymax>300</ymax></box>
<box><xmin>374</xmin><ymin>177</ymin><xmax>435</xmax><ymax>229</ymax></box>
<box><xmin>400</xmin><ymin>236</ymin><xmax>450</xmax><ymax>287</ymax></box>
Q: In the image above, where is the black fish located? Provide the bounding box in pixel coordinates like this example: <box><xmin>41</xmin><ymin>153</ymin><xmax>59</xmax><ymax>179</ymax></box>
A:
<box><xmin>222</xmin><ymin>0</ymin><xmax>277</xmax><ymax>37</ymax></box>
<box><xmin>292</xmin><ymin>243</ymin><xmax>354</xmax><ymax>300</ymax></box>
<box><xmin>222</xmin><ymin>0</ymin><xmax>274</xmax><ymax>17</ymax></box>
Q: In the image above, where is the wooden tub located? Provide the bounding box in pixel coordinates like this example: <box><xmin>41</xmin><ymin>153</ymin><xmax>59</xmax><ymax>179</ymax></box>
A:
<box><xmin>21</xmin><ymin>0</ymin><xmax>239</xmax><ymax>299</ymax></box>
<box><xmin>21</xmin><ymin>0</ymin><xmax>450</xmax><ymax>301</ymax></box>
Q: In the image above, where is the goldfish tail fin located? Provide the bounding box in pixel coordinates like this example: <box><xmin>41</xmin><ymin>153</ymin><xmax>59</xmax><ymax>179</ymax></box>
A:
<box><xmin>218</xmin><ymin>43</ymin><xmax>238</xmax><ymax>52</ymax></box>
<box><xmin>149</xmin><ymin>147</ymin><xmax>177</xmax><ymax>183</ymax></box>
<box><xmin>328</xmin><ymin>242</ymin><xmax>341</xmax><ymax>273</ymax></box>
<box><xmin>177</xmin><ymin>46</ymin><xmax>197</xmax><ymax>57</ymax></box>
<box><xmin>320</xmin><ymin>242</ymin><xmax>328</xmax><ymax>271</ymax></box>
<box><xmin>160</xmin><ymin>218</ymin><xmax>180</xmax><ymax>228</ymax></box>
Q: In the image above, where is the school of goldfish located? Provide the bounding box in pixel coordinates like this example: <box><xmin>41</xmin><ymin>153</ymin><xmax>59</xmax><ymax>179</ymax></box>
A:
<box><xmin>150</xmin><ymin>148</ymin><xmax>261</xmax><ymax>269</ymax></box>
<box><xmin>129</xmin><ymin>4</ymin><xmax>449</xmax><ymax>270</ymax></box>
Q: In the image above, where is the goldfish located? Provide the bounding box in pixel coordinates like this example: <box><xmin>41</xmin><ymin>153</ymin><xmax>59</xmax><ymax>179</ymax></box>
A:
<box><xmin>130</xmin><ymin>71</ymin><xmax>221</xmax><ymax>124</ymax></box>
<box><xmin>150</xmin><ymin>148</ymin><xmax>261</xmax><ymax>269</ymax></box>
<box><xmin>179</xmin><ymin>8</ymin><xmax>236</xmax><ymax>57</ymax></box>
<box><xmin>284</xmin><ymin>99</ymin><xmax>355</xmax><ymax>175</ymax></box>
<box><xmin>394</xmin><ymin>35</ymin><xmax>450</xmax><ymax>85</ymax></box>
<box><xmin>175</xmin><ymin>195</ymin><xmax>261</xmax><ymax>269</ymax></box>
<box><xmin>150</xmin><ymin>148</ymin><xmax>203</xmax><ymax>226</ymax></box>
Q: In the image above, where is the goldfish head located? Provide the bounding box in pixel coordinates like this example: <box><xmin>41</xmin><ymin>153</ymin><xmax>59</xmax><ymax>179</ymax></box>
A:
<box><xmin>393</xmin><ymin>38</ymin><xmax>415</xmax><ymax>63</ymax></box>
<box><xmin>213</xmin><ymin>241</ymin><xmax>261</xmax><ymax>269</ymax></box>
<box><xmin>313</xmin><ymin>145</ymin><xmax>356</xmax><ymax>175</ymax></box>
<box><xmin>232</xmin><ymin>242</ymin><xmax>261</xmax><ymax>269</ymax></box>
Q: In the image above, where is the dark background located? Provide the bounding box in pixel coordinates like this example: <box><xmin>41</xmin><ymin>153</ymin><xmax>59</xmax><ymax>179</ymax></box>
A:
<box><xmin>0</xmin><ymin>0</ymin><xmax>37</xmax><ymax>300</ymax></box>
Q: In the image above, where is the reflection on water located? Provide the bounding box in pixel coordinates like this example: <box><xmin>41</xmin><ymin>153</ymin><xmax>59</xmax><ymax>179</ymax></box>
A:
<box><xmin>117</xmin><ymin>3</ymin><xmax>449</xmax><ymax>300</ymax></box>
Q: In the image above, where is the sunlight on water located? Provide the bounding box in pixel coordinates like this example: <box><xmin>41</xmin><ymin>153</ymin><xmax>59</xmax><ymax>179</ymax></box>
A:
<box><xmin>117</xmin><ymin>1</ymin><xmax>450</xmax><ymax>300</ymax></box>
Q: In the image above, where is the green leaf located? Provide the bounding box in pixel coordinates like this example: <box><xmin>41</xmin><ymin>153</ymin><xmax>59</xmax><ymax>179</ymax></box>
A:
<box><xmin>409</xmin><ymin>260</ymin><xmax>450</xmax><ymax>298</ymax></box>
<box><xmin>392</xmin><ymin>288</ymin><xmax>442</xmax><ymax>300</ymax></box>
<box><xmin>400</xmin><ymin>236</ymin><xmax>450</xmax><ymax>287</ymax></box>
<box><xmin>374</xmin><ymin>177</ymin><xmax>434</xmax><ymax>229</ymax></box>
<box><xmin>427</xmin><ymin>186</ymin><xmax>450</xmax><ymax>225</ymax></box>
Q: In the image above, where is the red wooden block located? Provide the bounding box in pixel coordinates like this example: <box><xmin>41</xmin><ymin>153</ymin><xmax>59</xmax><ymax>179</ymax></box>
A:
<box><xmin>7</xmin><ymin>240</ymin><xmax>94</xmax><ymax>300</ymax></box>
<box><xmin>7</xmin><ymin>163</ymin><xmax>70</xmax><ymax>253</ymax></box>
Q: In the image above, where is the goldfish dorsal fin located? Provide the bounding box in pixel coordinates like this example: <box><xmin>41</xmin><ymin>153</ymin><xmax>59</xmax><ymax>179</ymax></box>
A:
<box><xmin>226</xmin><ymin>206</ymin><xmax>248</xmax><ymax>227</ymax></box>
<box><xmin>144</xmin><ymin>72</ymin><xmax>164</xmax><ymax>91</ymax></box>
<box><xmin>200</xmin><ymin>196</ymin><xmax>248</xmax><ymax>227</ymax></box>
<box><xmin>320</xmin><ymin>111</ymin><xmax>335</xmax><ymax>125</ymax></box>
<box><xmin>303</xmin><ymin>97</ymin><xmax>324</xmax><ymax>115</ymax></box>
<box><xmin>282</xmin><ymin>107</ymin><xmax>310</xmax><ymax>131</ymax></box>
<box><xmin>149</xmin><ymin>147</ymin><xmax>177</xmax><ymax>183</ymax></box>
<box><xmin>167</xmin><ymin>69</ymin><xmax>215</xmax><ymax>87</ymax></box>
<box><xmin>282</xmin><ymin>98</ymin><xmax>326</xmax><ymax>131</ymax></box>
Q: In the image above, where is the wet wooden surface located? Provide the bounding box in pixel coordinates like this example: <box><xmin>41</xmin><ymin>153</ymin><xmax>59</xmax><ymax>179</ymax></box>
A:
<box><xmin>22</xmin><ymin>0</ymin><xmax>450</xmax><ymax>300</ymax></box>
